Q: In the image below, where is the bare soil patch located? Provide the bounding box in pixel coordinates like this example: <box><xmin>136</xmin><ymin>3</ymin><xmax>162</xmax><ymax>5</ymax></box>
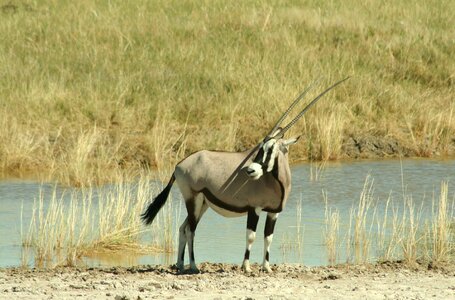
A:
<box><xmin>341</xmin><ymin>134</ymin><xmax>455</xmax><ymax>159</ymax></box>
<box><xmin>1</xmin><ymin>262</ymin><xmax>454</xmax><ymax>299</ymax></box>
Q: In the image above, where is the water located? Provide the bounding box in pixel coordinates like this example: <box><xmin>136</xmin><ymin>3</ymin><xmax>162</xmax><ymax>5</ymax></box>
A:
<box><xmin>1</xmin><ymin>159</ymin><xmax>454</xmax><ymax>268</ymax></box>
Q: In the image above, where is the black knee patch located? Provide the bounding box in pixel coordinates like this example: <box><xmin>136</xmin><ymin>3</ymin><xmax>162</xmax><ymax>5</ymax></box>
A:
<box><xmin>244</xmin><ymin>250</ymin><xmax>250</xmax><ymax>260</ymax></box>
<box><xmin>264</xmin><ymin>215</ymin><xmax>277</xmax><ymax>237</ymax></box>
<box><xmin>247</xmin><ymin>209</ymin><xmax>260</xmax><ymax>231</ymax></box>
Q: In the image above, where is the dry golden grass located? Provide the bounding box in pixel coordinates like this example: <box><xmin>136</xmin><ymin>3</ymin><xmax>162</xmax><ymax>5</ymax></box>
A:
<box><xmin>0</xmin><ymin>0</ymin><xmax>454</xmax><ymax>185</ymax></box>
<box><xmin>280</xmin><ymin>195</ymin><xmax>304</xmax><ymax>258</ymax></box>
<box><xmin>324</xmin><ymin>191</ymin><xmax>340</xmax><ymax>266</ymax></box>
<box><xmin>22</xmin><ymin>173</ymin><xmax>177</xmax><ymax>268</ymax></box>
<box><xmin>3</xmin><ymin>0</ymin><xmax>453</xmax><ymax>269</ymax></box>
<box><xmin>324</xmin><ymin>178</ymin><xmax>454</xmax><ymax>266</ymax></box>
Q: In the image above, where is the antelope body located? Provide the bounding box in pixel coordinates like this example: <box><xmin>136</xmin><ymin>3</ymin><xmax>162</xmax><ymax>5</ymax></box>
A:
<box><xmin>142</xmin><ymin>78</ymin><xmax>348</xmax><ymax>273</ymax></box>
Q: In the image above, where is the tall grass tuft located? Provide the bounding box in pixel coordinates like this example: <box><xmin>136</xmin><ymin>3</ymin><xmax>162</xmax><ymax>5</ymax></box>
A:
<box><xmin>22</xmin><ymin>173</ymin><xmax>176</xmax><ymax>267</ymax></box>
<box><xmin>280</xmin><ymin>195</ymin><xmax>305</xmax><ymax>258</ymax></box>
<box><xmin>324</xmin><ymin>191</ymin><xmax>340</xmax><ymax>265</ymax></box>
<box><xmin>427</xmin><ymin>182</ymin><xmax>454</xmax><ymax>265</ymax></box>
<box><xmin>324</xmin><ymin>176</ymin><xmax>454</xmax><ymax>266</ymax></box>
<box><xmin>351</xmin><ymin>175</ymin><xmax>376</xmax><ymax>263</ymax></box>
<box><xmin>309</xmin><ymin>160</ymin><xmax>326</xmax><ymax>182</ymax></box>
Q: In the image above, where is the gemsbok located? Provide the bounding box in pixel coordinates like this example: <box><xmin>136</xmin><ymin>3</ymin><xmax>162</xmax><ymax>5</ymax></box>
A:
<box><xmin>142</xmin><ymin>78</ymin><xmax>349</xmax><ymax>273</ymax></box>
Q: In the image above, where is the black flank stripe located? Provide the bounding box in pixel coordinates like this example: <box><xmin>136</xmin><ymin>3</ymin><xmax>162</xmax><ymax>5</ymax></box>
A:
<box><xmin>199</xmin><ymin>188</ymin><xmax>249</xmax><ymax>214</ymax></box>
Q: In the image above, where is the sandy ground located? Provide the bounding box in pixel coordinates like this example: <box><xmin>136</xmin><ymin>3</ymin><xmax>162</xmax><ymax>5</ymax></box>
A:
<box><xmin>1</xmin><ymin>262</ymin><xmax>454</xmax><ymax>300</ymax></box>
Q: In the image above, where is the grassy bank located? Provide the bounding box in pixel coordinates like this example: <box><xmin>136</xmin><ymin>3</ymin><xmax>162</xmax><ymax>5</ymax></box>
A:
<box><xmin>1</xmin><ymin>0</ymin><xmax>454</xmax><ymax>185</ymax></box>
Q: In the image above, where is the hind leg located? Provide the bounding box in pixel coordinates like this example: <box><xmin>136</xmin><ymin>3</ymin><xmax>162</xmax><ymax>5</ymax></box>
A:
<box><xmin>175</xmin><ymin>178</ymin><xmax>196</xmax><ymax>272</ymax></box>
<box><xmin>174</xmin><ymin>174</ymin><xmax>208</xmax><ymax>273</ymax></box>
<box><xmin>185</xmin><ymin>195</ymin><xmax>208</xmax><ymax>273</ymax></box>
<box><xmin>176</xmin><ymin>217</ymin><xmax>188</xmax><ymax>271</ymax></box>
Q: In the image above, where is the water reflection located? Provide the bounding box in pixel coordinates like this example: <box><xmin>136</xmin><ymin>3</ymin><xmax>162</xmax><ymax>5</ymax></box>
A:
<box><xmin>0</xmin><ymin>158</ymin><xmax>454</xmax><ymax>268</ymax></box>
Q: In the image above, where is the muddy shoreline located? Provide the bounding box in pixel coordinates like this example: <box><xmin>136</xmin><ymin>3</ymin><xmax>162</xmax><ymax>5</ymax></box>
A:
<box><xmin>340</xmin><ymin>134</ymin><xmax>455</xmax><ymax>159</ymax></box>
<box><xmin>1</xmin><ymin>262</ymin><xmax>454</xmax><ymax>299</ymax></box>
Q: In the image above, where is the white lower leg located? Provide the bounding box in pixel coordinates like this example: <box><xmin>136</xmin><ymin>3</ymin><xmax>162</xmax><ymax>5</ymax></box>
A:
<box><xmin>242</xmin><ymin>229</ymin><xmax>256</xmax><ymax>272</ymax></box>
<box><xmin>262</xmin><ymin>213</ymin><xmax>278</xmax><ymax>273</ymax></box>
<box><xmin>262</xmin><ymin>234</ymin><xmax>273</xmax><ymax>272</ymax></box>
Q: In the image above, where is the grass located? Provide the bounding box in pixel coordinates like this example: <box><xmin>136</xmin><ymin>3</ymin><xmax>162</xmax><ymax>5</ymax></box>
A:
<box><xmin>323</xmin><ymin>191</ymin><xmax>340</xmax><ymax>266</ymax></box>
<box><xmin>1</xmin><ymin>0</ymin><xmax>454</xmax><ymax>185</ymax></box>
<box><xmin>324</xmin><ymin>178</ymin><xmax>455</xmax><ymax>266</ymax></box>
<box><xmin>280</xmin><ymin>195</ymin><xmax>304</xmax><ymax>258</ymax></box>
<box><xmin>21</xmin><ymin>173</ymin><xmax>177</xmax><ymax>268</ymax></box>
<box><xmin>427</xmin><ymin>182</ymin><xmax>453</xmax><ymax>264</ymax></box>
<box><xmin>4</xmin><ymin>0</ymin><xmax>453</xmax><ymax>263</ymax></box>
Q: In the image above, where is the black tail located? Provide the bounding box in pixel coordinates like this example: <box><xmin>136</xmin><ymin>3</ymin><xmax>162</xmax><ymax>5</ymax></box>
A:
<box><xmin>141</xmin><ymin>174</ymin><xmax>176</xmax><ymax>225</ymax></box>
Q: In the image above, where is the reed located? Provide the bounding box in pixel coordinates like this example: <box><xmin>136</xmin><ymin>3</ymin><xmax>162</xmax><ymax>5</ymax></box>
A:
<box><xmin>427</xmin><ymin>182</ymin><xmax>454</xmax><ymax>265</ymax></box>
<box><xmin>344</xmin><ymin>207</ymin><xmax>353</xmax><ymax>264</ymax></box>
<box><xmin>399</xmin><ymin>195</ymin><xmax>424</xmax><ymax>265</ymax></box>
<box><xmin>20</xmin><ymin>200</ymin><xmax>33</xmax><ymax>268</ymax></box>
<box><xmin>22</xmin><ymin>173</ymin><xmax>176</xmax><ymax>267</ymax></box>
<box><xmin>351</xmin><ymin>176</ymin><xmax>376</xmax><ymax>263</ymax></box>
<box><xmin>1</xmin><ymin>0</ymin><xmax>454</xmax><ymax>184</ymax></box>
<box><xmin>324</xmin><ymin>176</ymin><xmax>454</xmax><ymax>266</ymax></box>
<box><xmin>323</xmin><ymin>191</ymin><xmax>339</xmax><ymax>265</ymax></box>
<box><xmin>309</xmin><ymin>160</ymin><xmax>326</xmax><ymax>182</ymax></box>
<box><xmin>376</xmin><ymin>193</ymin><xmax>401</xmax><ymax>262</ymax></box>
<box><xmin>295</xmin><ymin>195</ymin><xmax>304</xmax><ymax>252</ymax></box>
<box><xmin>280</xmin><ymin>195</ymin><xmax>305</xmax><ymax>258</ymax></box>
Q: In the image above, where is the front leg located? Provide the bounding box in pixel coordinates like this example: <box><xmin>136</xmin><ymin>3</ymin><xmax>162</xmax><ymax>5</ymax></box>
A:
<box><xmin>263</xmin><ymin>212</ymin><xmax>279</xmax><ymax>273</ymax></box>
<box><xmin>242</xmin><ymin>208</ymin><xmax>261</xmax><ymax>272</ymax></box>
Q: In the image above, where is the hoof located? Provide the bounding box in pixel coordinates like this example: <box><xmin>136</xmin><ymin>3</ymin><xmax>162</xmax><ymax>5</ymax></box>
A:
<box><xmin>242</xmin><ymin>261</ymin><xmax>252</xmax><ymax>273</ymax></box>
<box><xmin>189</xmin><ymin>263</ymin><xmax>200</xmax><ymax>274</ymax></box>
<box><xmin>261</xmin><ymin>263</ymin><xmax>273</xmax><ymax>273</ymax></box>
<box><xmin>175</xmin><ymin>263</ymin><xmax>184</xmax><ymax>273</ymax></box>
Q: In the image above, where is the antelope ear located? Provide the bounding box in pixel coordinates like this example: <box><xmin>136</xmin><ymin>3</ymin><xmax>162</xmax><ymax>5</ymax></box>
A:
<box><xmin>282</xmin><ymin>136</ymin><xmax>300</xmax><ymax>147</ymax></box>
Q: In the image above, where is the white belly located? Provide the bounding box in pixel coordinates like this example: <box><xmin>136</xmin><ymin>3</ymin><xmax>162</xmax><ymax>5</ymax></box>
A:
<box><xmin>205</xmin><ymin>200</ymin><xmax>247</xmax><ymax>218</ymax></box>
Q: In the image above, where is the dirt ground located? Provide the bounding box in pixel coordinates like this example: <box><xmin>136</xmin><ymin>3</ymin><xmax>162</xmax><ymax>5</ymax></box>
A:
<box><xmin>1</xmin><ymin>261</ymin><xmax>454</xmax><ymax>299</ymax></box>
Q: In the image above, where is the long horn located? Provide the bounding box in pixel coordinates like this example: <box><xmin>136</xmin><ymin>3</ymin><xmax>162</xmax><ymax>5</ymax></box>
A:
<box><xmin>266</xmin><ymin>79</ymin><xmax>320</xmax><ymax>138</ymax></box>
<box><xmin>279</xmin><ymin>77</ymin><xmax>350</xmax><ymax>136</ymax></box>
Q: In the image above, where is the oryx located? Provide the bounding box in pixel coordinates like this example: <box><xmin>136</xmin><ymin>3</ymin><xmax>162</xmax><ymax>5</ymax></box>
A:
<box><xmin>142</xmin><ymin>78</ymin><xmax>349</xmax><ymax>273</ymax></box>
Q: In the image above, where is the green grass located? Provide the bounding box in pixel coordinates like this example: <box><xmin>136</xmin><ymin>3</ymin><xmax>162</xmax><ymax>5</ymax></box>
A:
<box><xmin>1</xmin><ymin>0</ymin><xmax>454</xmax><ymax>184</ymax></box>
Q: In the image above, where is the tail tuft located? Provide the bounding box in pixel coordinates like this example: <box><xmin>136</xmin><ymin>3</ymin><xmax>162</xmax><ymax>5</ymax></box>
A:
<box><xmin>141</xmin><ymin>174</ymin><xmax>175</xmax><ymax>225</ymax></box>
